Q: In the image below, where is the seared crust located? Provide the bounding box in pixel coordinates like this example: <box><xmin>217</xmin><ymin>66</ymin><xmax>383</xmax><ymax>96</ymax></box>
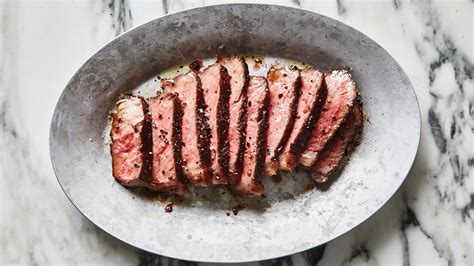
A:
<box><xmin>148</xmin><ymin>94</ymin><xmax>187</xmax><ymax>194</ymax></box>
<box><xmin>162</xmin><ymin>72</ymin><xmax>212</xmax><ymax>186</ymax></box>
<box><xmin>140</xmin><ymin>99</ymin><xmax>153</xmax><ymax>183</ymax></box>
<box><xmin>264</xmin><ymin>66</ymin><xmax>301</xmax><ymax>176</ymax></box>
<box><xmin>199</xmin><ymin>63</ymin><xmax>231</xmax><ymax>184</ymax></box>
<box><xmin>110</xmin><ymin>64</ymin><xmax>364</xmax><ymax>197</ymax></box>
<box><xmin>217</xmin><ymin>56</ymin><xmax>249</xmax><ymax>185</ymax></box>
<box><xmin>279</xmin><ymin>68</ymin><xmax>327</xmax><ymax>171</ymax></box>
<box><xmin>300</xmin><ymin>70</ymin><xmax>358</xmax><ymax>167</ymax></box>
<box><xmin>233</xmin><ymin>76</ymin><xmax>270</xmax><ymax>197</ymax></box>
<box><xmin>311</xmin><ymin>102</ymin><xmax>363</xmax><ymax>183</ymax></box>
<box><xmin>195</xmin><ymin>74</ymin><xmax>213</xmax><ymax>184</ymax></box>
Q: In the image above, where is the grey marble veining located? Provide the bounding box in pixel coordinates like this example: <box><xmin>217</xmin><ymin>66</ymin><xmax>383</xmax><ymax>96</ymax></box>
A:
<box><xmin>0</xmin><ymin>0</ymin><xmax>472</xmax><ymax>265</ymax></box>
<box><xmin>102</xmin><ymin>0</ymin><xmax>133</xmax><ymax>36</ymax></box>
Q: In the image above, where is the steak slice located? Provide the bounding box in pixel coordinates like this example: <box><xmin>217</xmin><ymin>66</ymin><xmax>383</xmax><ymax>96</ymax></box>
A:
<box><xmin>110</xmin><ymin>97</ymin><xmax>152</xmax><ymax>187</ymax></box>
<box><xmin>199</xmin><ymin>63</ymin><xmax>231</xmax><ymax>184</ymax></box>
<box><xmin>264</xmin><ymin>66</ymin><xmax>300</xmax><ymax>176</ymax></box>
<box><xmin>234</xmin><ymin>76</ymin><xmax>269</xmax><ymax>196</ymax></box>
<box><xmin>300</xmin><ymin>70</ymin><xmax>358</xmax><ymax>167</ymax></box>
<box><xmin>217</xmin><ymin>56</ymin><xmax>249</xmax><ymax>184</ymax></box>
<box><xmin>148</xmin><ymin>94</ymin><xmax>187</xmax><ymax>194</ymax></box>
<box><xmin>162</xmin><ymin>72</ymin><xmax>212</xmax><ymax>186</ymax></box>
<box><xmin>278</xmin><ymin>68</ymin><xmax>326</xmax><ymax>171</ymax></box>
<box><xmin>311</xmin><ymin>103</ymin><xmax>363</xmax><ymax>183</ymax></box>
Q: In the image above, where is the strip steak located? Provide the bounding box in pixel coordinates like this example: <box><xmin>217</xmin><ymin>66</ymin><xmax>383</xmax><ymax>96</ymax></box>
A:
<box><xmin>162</xmin><ymin>72</ymin><xmax>212</xmax><ymax>186</ymax></box>
<box><xmin>234</xmin><ymin>76</ymin><xmax>269</xmax><ymax>196</ymax></box>
<box><xmin>264</xmin><ymin>66</ymin><xmax>300</xmax><ymax>176</ymax></box>
<box><xmin>300</xmin><ymin>70</ymin><xmax>358</xmax><ymax>167</ymax></box>
<box><xmin>217</xmin><ymin>56</ymin><xmax>249</xmax><ymax>184</ymax></box>
<box><xmin>199</xmin><ymin>63</ymin><xmax>231</xmax><ymax>184</ymax></box>
<box><xmin>279</xmin><ymin>68</ymin><xmax>326</xmax><ymax>171</ymax></box>
<box><xmin>110</xmin><ymin>97</ymin><xmax>152</xmax><ymax>187</ymax></box>
<box><xmin>312</xmin><ymin>103</ymin><xmax>363</xmax><ymax>183</ymax></box>
<box><xmin>148</xmin><ymin>94</ymin><xmax>187</xmax><ymax>194</ymax></box>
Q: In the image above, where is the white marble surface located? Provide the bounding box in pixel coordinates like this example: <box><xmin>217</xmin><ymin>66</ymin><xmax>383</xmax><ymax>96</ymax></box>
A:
<box><xmin>0</xmin><ymin>0</ymin><xmax>472</xmax><ymax>265</ymax></box>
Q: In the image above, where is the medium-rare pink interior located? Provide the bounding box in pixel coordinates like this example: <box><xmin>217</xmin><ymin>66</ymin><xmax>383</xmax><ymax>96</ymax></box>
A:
<box><xmin>199</xmin><ymin>63</ymin><xmax>231</xmax><ymax>184</ymax></box>
<box><xmin>279</xmin><ymin>68</ymin><xmax>326</xmax><ymax>171</ymax></box>
<box><xmin>312</xmin><ymin>103</ymin><xmax>363</xmax><ymax>183</ymax></box>
<box><xmin>109</xmin><ymin>58</ymin><xmax>364</xmax><ymax>199</ymax></box>
<box><xmin>264</xmin><ymin>66</ymin><xmax>300</xmax><ymax>176</ymax></box>
<box><xmin>110</xmin><ymin>97</ymin><xmax>152</xmax><ymax>187</ymax></box>
<box><xmin>234</xmin><ymin>76</ymin><xmax>269</xmax><ymax>196</ymax></box>
<box><xmin>149</xmin><ymin>94</ymin><xmax>187</xmax><ymax>194</ymax></box>
<box><xmin>162</xmin><ymin>72</ymin><xmax>212</xmax><ymax>186</ymax></box>
<box><xmin>217</xmin><ymin>56</ymin><xmax>249</xmax><ymax>184</ymax></box>
<box><xmin>300</xmin><ymin>70</ymin><xmax>358</xmax><ymax>167</ymax></box>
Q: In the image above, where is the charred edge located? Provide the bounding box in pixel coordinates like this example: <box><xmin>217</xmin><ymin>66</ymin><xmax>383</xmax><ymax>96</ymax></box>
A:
<box><xmin>239</xmin><ymin>60</ymin><xmax>250</xmax><ymax>161</ymax></box>
<box><xmin>309</xmin><ymin>73</ymin><xmax>358</xmax><ymax>167</ymax></box>
<box><xmin>224</xmin><ymin>57</ymin><xmax>250</xmax><ymax>185</ymax></box>
<box><xmin>235</xmin><ymin>61</ymin><xmax>250</xmax><ymax>184</ymax></box>
<box><xmin>273</xmin><ymin>71</ymin><xmax>302</xmax><ymax>162</ymax></box>
<box><xmin>302</xmin><ymin>77</ymin><xmax>328</xmax><ymax>149</ymax></box>
<box><xmin>195</xmin><ymin>75</ymin><xmax>212</xmax><ymax>183</ymax></box>
<box><xmin>189</xmin><ymin>60</ymin><xmax>203</xmax><ymax>73</ymax></box>
<box><xmin>229</xmin><ymin>78</ymin><xmax>268</xmax><ymax>196</ymax></box>
<box><xmin>139</xmin><ymin>97</ymin><xmax>153</xmax><ymax>183</ymax></box>
<box><xmin>290</xmin><ymin>75</ymin><xmax>328</xmax><ymax>164</ymax></box>
<box><xmin>256</xmin><ymin>82</ymin><xmax>271</xmax><ymax>183</ymax></box>
<box><xmin>217</xmin><ymin>67</ymin><xmax>231</xmax><ymax>181</ymax></box>
<box><xmin>171</xmin><ymin>94</ymin><xmax>187</xmax><ymax>187</ymax></box>
<box><xmin>326</xmin><ymin>77</ymin><xmax>361</xmax><ymax>143</ymax></box>
<box><xmin>314</xmin><ymin>100</ymin><xmax>364</xmax><ymax>187</ymax></box>
<box><xmin>330</xmin><ymin>114</ymin><xmax>362</xmax><ymax>182</ymax></box>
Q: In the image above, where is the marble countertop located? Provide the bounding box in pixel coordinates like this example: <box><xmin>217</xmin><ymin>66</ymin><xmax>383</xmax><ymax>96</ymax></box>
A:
<box><xmin>1</xmin><ymin>0</ymin><xmax>472</xmax><ymax>265</ymax></box>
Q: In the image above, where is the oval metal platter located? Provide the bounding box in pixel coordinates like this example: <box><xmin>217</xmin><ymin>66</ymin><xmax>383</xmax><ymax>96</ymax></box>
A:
<box><xmin>50</xmin><ymin>4</ymin><xmax>420</xmax><ymax>263</ymax></box>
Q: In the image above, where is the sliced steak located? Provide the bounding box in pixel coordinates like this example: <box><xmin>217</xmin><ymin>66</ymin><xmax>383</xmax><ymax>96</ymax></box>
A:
<box><xmin>300</xmin><ymin>70</ymin><xmax>358</xmax><ymax>167</ymax></box>
<box><xmin>199</xmin><ymin>63</ymin><xmax>231</xmax><ymax>184</ymax></box>
<box><xmin>110</xmin><ymin>97</ymin><xmax>152</xmax><ymax>187</ymax></box>
<box><xmin>234</xmin><ymin>76</ymin><xmax>269</xmax><ymax>196</ymax></box>
<box><xmin>217</xmin><ymin>56</ymin><xmax>249</xmax><ymax>184</ymax></box>
<box><xmin>162</xmin><ymin>72</ymin><xmax>212</xmax><ymax>186</ymax></box>
<box><xmin>278</xmin><ymin>68</ymin><xmax>326</xmax><ymax>171</ymax></box>
<box><xmin>311</xmin><ymin>103</ymin><xmax>363</xmax><ymax>183</ymax></box>
<box><xmin>264</xmin><ymin>66</ymin><xmax>300</xmax><ymax>176</ymax></box>
<box><xmin>148</xmin><ymin>94</ymin><xmax>187</xmax><ymax>194</ymax></box>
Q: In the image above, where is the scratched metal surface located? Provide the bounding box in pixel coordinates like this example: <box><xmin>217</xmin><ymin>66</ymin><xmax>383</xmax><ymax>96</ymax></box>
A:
<box><xmin>49</xmin><ymin>4</ymin><xmax>420</xmax><ymax>263</ymax></box>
